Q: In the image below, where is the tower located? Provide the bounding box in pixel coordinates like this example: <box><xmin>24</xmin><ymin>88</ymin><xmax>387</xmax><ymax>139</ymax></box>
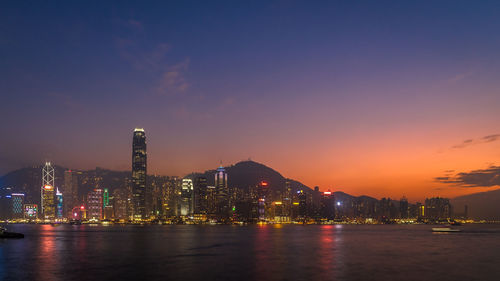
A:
<box><xmin>214</xmin><ymin>165</ymin><xmax>228</xmax><ymax>219</ymax></box>
<box><xmin>41</xmin><ymin>162</ymin><xmax>56</xmax><ymax>220</ymax></box>
<box><xmin>180</xmin><ymin>178</ymin><xmax>194</xmax><ymax>216</ymax></box>
<box><xmin>56</xmin><ymin>188</ymin><xmax>63</xmax><ymax>219</ymax></box>
<box><xmin>63</xmin><ymin>170</ymin><xmax>79</xmax><ymax>218</ymax></box>
<box><xmin>257</xmin><ymin>181</ymin><xmax>270</xmax><ymax>221</ymax></box>
<box><xmin>400</xmin><ymin>196</ymin><xmax>409</xmax><ymax>219</ymax></box>
<box><xmin>194</xmin><ymin>177</ymin><xmax>208</xmax><ymax>215</ymax></box>
<box><xmin>132</xmin><ymin>128</ymin><xmax>147</xmax><ymax>220</ymax></box>
<box><xmin>320</xmin><ymin>190</ymin><xmax>335</xmax><ymax>220</ymax></box>
<box><xmin>87</xmin><ymin>188</ymin><xmax>103</xmax><ymax>220</ymax></box>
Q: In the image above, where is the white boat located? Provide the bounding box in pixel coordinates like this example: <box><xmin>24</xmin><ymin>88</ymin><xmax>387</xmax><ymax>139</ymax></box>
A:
<box><xmin>432</xmin><ymin>227</ymin><xmax>461</xmax><ymax>232</ymax></box>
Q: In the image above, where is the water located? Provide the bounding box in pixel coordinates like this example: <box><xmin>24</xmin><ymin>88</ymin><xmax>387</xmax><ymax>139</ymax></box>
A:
<box><xmin>1</xmin><ymin>224</ymin><xmax>500</xmax><ymax>281</ymax></box>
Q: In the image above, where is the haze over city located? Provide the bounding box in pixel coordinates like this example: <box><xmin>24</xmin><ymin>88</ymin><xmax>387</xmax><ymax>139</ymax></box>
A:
<box><xmin>2</xmin><ymin>1</ymin><xmax>500</xmax><ymax>202</ymax></box>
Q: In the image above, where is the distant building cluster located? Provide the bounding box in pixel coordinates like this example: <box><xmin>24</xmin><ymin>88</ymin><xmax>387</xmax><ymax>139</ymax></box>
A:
<box><xmin>0</xmin><ymin>128</ymin><xmax>465</xmax><ymax>224</ymax></box>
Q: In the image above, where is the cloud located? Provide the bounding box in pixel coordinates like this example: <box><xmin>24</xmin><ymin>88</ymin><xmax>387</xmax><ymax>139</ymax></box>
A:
<box><xmin>435</xmin><ymin>166</ymin><xmax>500</xmax><ymax>188</ymax></box>
<box><xmin>447</xmin><ymin>69</ymin><xmax>475</xmax><ymax>84</ymax></box>
<box><xmin>112</xmin><ymin>18</ymin><xmax>192</xmax><ymax>97</ymax></box>
<box><xmin>482</xmin><ymin>134</ymin><xmax>500</xmax><ymax>143</ymax></box>
<box><xmin>116</xmin><ymin>40</ymin><xmax>172</xmax><ymax>71</ymax></box>
<box><xmin>451</xmin><ymin>133</ymin><xmax>500</xmax><ymax>149</ymax></box>
<box><xmin>127</xmin><ymin>19</ymin><xmax>143</xmax><ymax>31</ymax></box>
<box><xmin>156</xmin><ymin>59</ymin><xmax>190</xmax><ymax>95</ymax></box>
<box><xmin>452</xmin><ymin>139</ymin><xmax>473</xmax><ymax>149</ymax></box>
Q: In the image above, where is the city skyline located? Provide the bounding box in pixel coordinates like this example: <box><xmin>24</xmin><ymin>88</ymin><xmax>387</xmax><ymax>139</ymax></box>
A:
<box><xmin>1</xmin><ymin>1</ymin><xmax>500</xmax><ymax>201</ymax></box>
<box><xmin>1</xmin><ymin>127</ymin><xmax>498</xmax><ymax>203</ymax></box>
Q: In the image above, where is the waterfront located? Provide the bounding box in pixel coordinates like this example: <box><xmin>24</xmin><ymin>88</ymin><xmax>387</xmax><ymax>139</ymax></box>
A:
<box><xmin>1</xmin><ymin>224</ymin><xmax>500</xmax><ymax>281</ymax></box>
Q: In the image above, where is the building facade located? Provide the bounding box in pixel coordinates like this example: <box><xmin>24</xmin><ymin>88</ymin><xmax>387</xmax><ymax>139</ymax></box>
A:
<box><xmin>132</xmin><ymin>128</ymin><xmax>147</xmax><ymax>220</ymax></box>
<box><xmin>41</xmin><ymin>162</ymin><xmax>56</xmax><ymax>220</ymax></box>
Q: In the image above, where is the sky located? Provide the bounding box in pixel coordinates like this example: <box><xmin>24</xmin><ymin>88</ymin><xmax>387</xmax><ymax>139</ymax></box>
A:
<box><xmin>1</xmin><ymin>0</ymin><xmax>500</xmax><ymax>202</ymax></box>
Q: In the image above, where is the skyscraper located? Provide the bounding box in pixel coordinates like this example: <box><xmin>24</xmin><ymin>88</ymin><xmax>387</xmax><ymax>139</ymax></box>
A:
<box><xmin>400</xmin><ymin>196</ymin><xmax>409</xmax><ymax>219</ymax></box>
<box><xmin>132</xmin><ymin>128</ymin><xmax>147</xmax><ymax>220</ymax></box>
<box><xmin>215</xmin><ymin>165</ymin><xmax>228</xmax><ymax>219</ymax></box>
<box><xmin>42</xmin><ymin>162</ymin><xmax>56</xmax><ymax>220</ymax></box>
<box><xmin>56</xmin><ymin>188</ymin><xmax>63</xmax><ymax>219</ymax></box>
<box><xmin>257</xmin><ymin>181</ymin><xmax>270</xmax><ymax>221</ymax></box>
<box><xmin>11</xmin><ymin>193</ymin><xmax>25</xmax><ymax>219</ymax></box>
<box><xmin>320</xmin><ymin>191</ymin><xmax>335</xmax><ymax>220</ymax></box>
<box><xmin>63</xmin><ymin>170</ymin><xmax>79</xmax><ymax>218</ymax></box>
<box><xmin>87</xmin><ymin>188</ymin><xmax>103</xmax><ymax>220</ymax></box>
<box><xmin>180</xmin><ymin>178</ymin><xmax>194</xmax><ymax>216</ymax></box>
<box><xmin>194</xmin><ymin>177</ymin><xmax>208</xmax><ymax>215</ymax></box>
<box><xmin>298</xmin><ymin>190</ymin><xmax>307</xmax><ymax>221</ymax></box>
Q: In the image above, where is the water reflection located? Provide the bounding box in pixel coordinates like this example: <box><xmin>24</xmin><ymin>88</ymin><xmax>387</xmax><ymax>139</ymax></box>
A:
<box><xmin>318</xmin><ymin>225</ymin><xmax>339</xmax><ymax>280</ymax></box>
<box><xmin>36</xmin><ymin>225</ymin><xmax>61</xmax><ymax>281</ymax></box>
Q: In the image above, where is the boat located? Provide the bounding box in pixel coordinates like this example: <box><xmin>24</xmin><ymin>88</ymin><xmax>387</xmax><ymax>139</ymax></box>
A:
<box><xmin>432</xmin><ymin>227</ymin><xmax>461</xmax><ymax>232</ymax></box>
<box><xmin>69</xmin><ymin>219</ymin><xmax>82</xmax><ymax>225</ymax></box>
<box><xmin>0</xmin><ymin>226</ymin><xmax>24</xmax><ymax>239</ymax></box>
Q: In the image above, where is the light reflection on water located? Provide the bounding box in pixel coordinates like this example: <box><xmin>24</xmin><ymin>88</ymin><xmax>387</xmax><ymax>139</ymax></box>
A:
<box><xmin>0</xmin><ymin>224</ymin><xmax>500</xmax><ymax>281</ymax></box>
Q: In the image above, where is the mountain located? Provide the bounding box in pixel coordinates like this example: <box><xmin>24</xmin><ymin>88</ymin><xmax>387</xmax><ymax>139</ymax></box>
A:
<box><xmin>192</xmin><ymin>160</ymin><xmax>313</xmax><ymax>195</ymax></box>
<box><xmin>451</xmin><ymin>188</ymin><xmax>500</xmax><ymax>220</ymax></box>
<box><xmin>0</xmin><ymin>165</ymin><xmax>131</xmax><ymax>206</ymax></box>
<box><xmin>0</xmin><ymin>165</ymin><xmax>66</xmax><ymax>205</ymax></box>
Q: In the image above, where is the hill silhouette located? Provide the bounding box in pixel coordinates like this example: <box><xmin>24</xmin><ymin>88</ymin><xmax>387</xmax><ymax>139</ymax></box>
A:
<box><xmin>194</xmin><ymin>160</ymin><xmax>312</xmax><ymax>195</ymax></box>
<box><xmin>451</xmin><ymin>188</ymin><xmax>500</xmax><ymax>220</ymax></box>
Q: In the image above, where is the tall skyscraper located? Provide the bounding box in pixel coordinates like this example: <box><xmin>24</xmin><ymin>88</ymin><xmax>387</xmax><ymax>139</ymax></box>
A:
<box><xmin>113</xmin><ymin>188</ymin><xmax>128</xmax><ymax>220</ymax></box>
<box><xmin>194</xmin><ymin>177</ymin><xmax>208</xmax><ymax>215</ymax></box>
<box><xmin>132</xmin><ymin>128</ymin><xmax>147</xmax><ymax>220</ymax></box>
<box><xmin>42</xmin><ymin>162</ymin><xmax>56</xmax><ymax>220</ymax></box>
<box><xmin>320</xmin><ymin>191</ymin><xmax>335</xmax><ymax>220</ymax></box>
<box><xmin>215</xmin><ymin>165</ymin><xmax>228</xmax><ymax>190</ymax></box>
<box><xmin>257</xmin><ymin>181</ymin><xmax>270</xmax><ymax>221</ymax></box>
<box><xmin>298</xmin><ymin>190</ymin><xmax>307</xmax><ymax>221</ymax></box>
<box><xmin>214</xmin><ymin>165</ymin><xmax>228</xmax><ymax>218</ymax></box>
<box><xmin>0</xmin><ymin>187</ymin><xmax>13</xmax><ymax>219</ymax></box>
<box><xmin>56</xmin><ymin>188</ymin><xmax>63</xmax><ymax>219</ymax></box>
<box><xmin>87</xmin><ymin>188</ymin><xmax>103</xmax><ymax>220</ymax></box>
<box><xmin>400</xmin><ymin>196</ymin><xmax>409</xmax><ymax>219</ymax></box>
<box><xmin>180</xmin><ymin>178</ymin><xmax>194</xmax><ymax>216</ymax></box>
<box><xmin>63</xmin><ymin>170</ymin><xmax>79</xmax><ymax>218</ymax></box>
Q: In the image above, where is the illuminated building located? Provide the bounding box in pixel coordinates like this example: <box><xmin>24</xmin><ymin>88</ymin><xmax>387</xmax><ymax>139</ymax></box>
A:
<box><xmin>0</xmin><ymin>187</ymin><xmax>13</xmax><ymax>219</ymax></box>
<box><xmin>113</xmin><ymin>188</ymin><xmax>128</xmax><ymax>220</ymax></box>
<box><xmin>319</xmin><ymin>191</ymin><xmax>335</xmax><ymax>220</ymax></box>
<box><xmin>273</xmin><ymin>201</ymin><xmax>289</xmax><ymax>222</ymax></box>
<box><xmin>63</xmin><ymin>170</ymin><xmax>79</xmax><ymax>218</ymax></box>
<box><xmin>257</xmin><ymin>181</ymin><xmax>270</xmax><ymax>221</ymax></box>
<box><xmin>102</xmin><ymin>188</ymin><xmax>113</xmax><ymax>219</ymax></box>
<box><xmin>313</xmin><ymin>186</ymin><xmax>321</xmax><ymax>214</ymax></box>
<box><xmin>215</xmin><ymin>165</ymin><xmax>228</xmax><ymax>218</ymax></box>
<box><xmin>194</xmin><ymin>177</ymin><xmax>208</xmax><ymax>215</ymax></box>
<box><xmin>132</xmin><ymin>128</ymin><xmax>147</xmax><ymax>220</ymax></box>
<box><xmin>10</xmin><ymin>193</ymin><xmax>24</xmax><ymax>219</ymax></box>
<box><xmin>24</xmin><ymin>204</ymin><xmax>38</xmax><ymax>219</ymax></box>
<box><xmin>298</xmin><ymin>190</ymin><xmax>307</xmax><ymax>220</ymax></box>
<box><xmin>424</xmin><ymin>197</ymin><xmax>452</xmax><ymax>220</ymax></box>
<box><xmin>42</xmin><ymin>162</ymin><xmax>56</xmax><ymax>219</ymax></box>
<box><xmin>207</xmin><ymin>186</ymin><xmax>217</xmax><ymax>215</ymax></box>
<box><xmin>56</xmin><ymin>188</ymin><xmax>63</xmax><ymax>218</ymax></box>
<box><xmin>283</xmin><ymin>180</ymin><xmax>292</xmax><ymax>219</ymax></box>
<box><xmin>87</xmin><ymin>188</ymin><xmax>103</xmax><ymax>220</ymax></box>
<box><xmin>103</xmin><ymin>188</ymin><xmax>109</xmax><ymax>207</ymax></box>
<box><xmin>400</xmin><ymin>196</ymin><xmax>409</xmax><ymax>219</ymax></box>
<box><xmin>180</xmin><ymin>178</ymin><xmax>194</xmax><ymax>216</ymax></box>
<box><xmin>103</xmin><ymin>206</ymin><xmax>113</xmax><ymax>220</ymax></box>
